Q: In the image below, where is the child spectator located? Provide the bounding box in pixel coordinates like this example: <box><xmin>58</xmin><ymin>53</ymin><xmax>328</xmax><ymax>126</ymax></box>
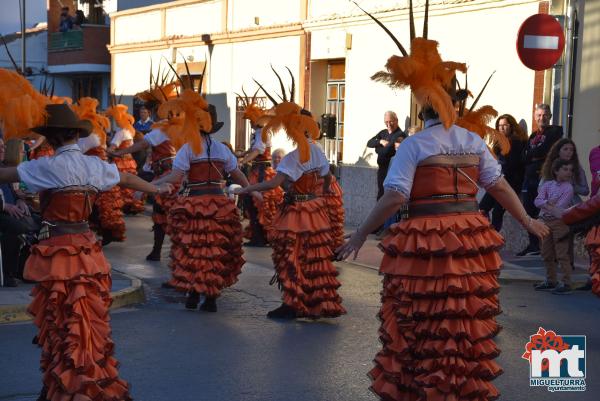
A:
<box><xmin>534</xmin><ymin>159</ymin><xmax>575</xmax><ymax>294</ymax></box>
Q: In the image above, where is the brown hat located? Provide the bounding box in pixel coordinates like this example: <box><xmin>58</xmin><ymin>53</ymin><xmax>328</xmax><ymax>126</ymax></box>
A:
<box><xmin>31</xmin><ymin>104</ymin><xmax>92</xmax><ymax>137</ymax></box>
<box><xmin>205</xmin><ymin>104</ymin><xmax>224</xmax><ymax>134</ymax></box>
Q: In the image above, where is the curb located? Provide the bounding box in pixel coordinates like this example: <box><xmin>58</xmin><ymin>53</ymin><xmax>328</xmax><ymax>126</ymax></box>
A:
<box><xmin>0</xmin><ymin>270</ymin><xmax>145</xmax><ymax>325</ymax></box>
<box><xmin>339</xmin><ymin>260</ymin><xmax>589</xmax><ymax>286</ymax></box>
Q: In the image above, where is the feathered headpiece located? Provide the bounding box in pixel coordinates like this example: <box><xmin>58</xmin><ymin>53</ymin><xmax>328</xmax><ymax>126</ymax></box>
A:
<box><xmin>0</xmin><ymin>68</ymin><xmax>48</xmax><ymax>140</ymax></box>
<box><xmin>135</xmin><ymin>60</ymin><xmax>178</xmax><ymax>108</ymax></box>
<box><xmin>105</xmin><ymin>95</ymin><xmax>135</xmax><ymax>134</ymax></box>
<box><xmin>151</xmin><ymin>115</ymin><xmax>186</xmax><ymax>150</ymax></box>
<box><xmin>356</xmin><ymin>0</ymin><xmax>466</xmax><ymax>129</ymax></box>
<box><xmin>71</xmin><ymin>97</ymin><xmax>111</xmax><ymax>144</ymax></box>
<box><xmin>237</xmin><ymin>87</ymin><xmax>267</xmax><ymax>126</ymax></box>
<box><xmin>157</xmin><ymin>61</ymin><xmax>213</xmax><ymax>154</ymax></box>
<box><xmin>455</xmin><ymin>72</ymin><xmax>510</xmax><ymax>155</ymax></box>
<box><xmin>255</xmin><ymin>66</ymin><xmax>319</xmax><ymax>163</ymax></box>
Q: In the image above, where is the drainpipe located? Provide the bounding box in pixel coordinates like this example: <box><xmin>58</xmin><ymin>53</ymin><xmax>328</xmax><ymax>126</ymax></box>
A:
<box><xmin>561</xmin><ymin>1</ymin><xmax>574</xmax><ymax>136</ymax></box>
<box><xmin>21</xmin><ymin>0</ymin><xmax>26</xmax><ymax>74</ymax></box>
<box><xmin>567</xmin><ymin>7</ymin><xmax>579</xmax><ymax>138</ymax></box>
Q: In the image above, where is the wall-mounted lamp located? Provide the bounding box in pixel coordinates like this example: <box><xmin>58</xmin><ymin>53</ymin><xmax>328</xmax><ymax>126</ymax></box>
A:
<box><xmin>345</xmin><ymin>33</ymin><xmax>352</xmax><ymax>50</ymax></box>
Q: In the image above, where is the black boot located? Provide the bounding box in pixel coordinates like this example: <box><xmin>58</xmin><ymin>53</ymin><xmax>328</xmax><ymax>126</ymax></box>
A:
<box><xmin>146</xmin><ymin>224</ymin><xmax>165</xmax><ymax>261</ymax></box>
<box><xmin>200</xmin><ymin>297</ymin><xmax>217</xmax><ymax>312</ymax></box>
<box><xmin>267</xmin><ymin>303</ymin><xmax>296</xmax><ymax>319</ymax></box>
<box><xmin>185</xmin><ymin>291</ymin><xmax>200</xmax><ymax>309</ymax></box>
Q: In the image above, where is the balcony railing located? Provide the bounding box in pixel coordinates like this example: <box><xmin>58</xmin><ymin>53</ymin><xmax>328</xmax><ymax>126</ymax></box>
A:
<box><xmin>49</xmin><ymin>30</ymin><xmax>84</xmax><ymax>52</ymax></box>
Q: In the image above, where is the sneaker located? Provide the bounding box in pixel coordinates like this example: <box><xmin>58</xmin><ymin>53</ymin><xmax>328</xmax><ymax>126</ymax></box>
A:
<box><xmin>534</xmin><ymin>280</ymin><xmax>558</xmax><ymax>291</ymax></box>
<box><xmin>552</xmin><ymin>283</ymin><xmax>573</xmax><ymax>295</ymax></box>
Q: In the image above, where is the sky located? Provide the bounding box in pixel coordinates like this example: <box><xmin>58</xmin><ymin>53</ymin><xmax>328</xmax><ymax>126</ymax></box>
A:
<box><xmin>0</xmin><ymin>0</ymin><xmax>46</xmax><ymax>36</ymax></box>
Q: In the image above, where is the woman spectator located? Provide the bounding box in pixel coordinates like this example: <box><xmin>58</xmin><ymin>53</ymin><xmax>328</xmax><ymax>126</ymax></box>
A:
<box><xmin>479</xmin><ymin>114</ymin><xmax>528</xmax><ymax>231</ymax></box>
<box><xmin>589</xmin><ymin>136</ymin><xmax>600</xmax><ymax>196</ymax></box>
<box><xmin>540</xmin><ymin>138</ymin><xmax>589</xmax><ymax>204</ymax></box>
<box><xmin>4</xmin><ymin>138</ymin><xmax>26</xmax><ymax>166</ymax></box>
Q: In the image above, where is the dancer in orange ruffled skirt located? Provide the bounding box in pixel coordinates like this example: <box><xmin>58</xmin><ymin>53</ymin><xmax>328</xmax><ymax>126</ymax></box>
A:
<box><xmin>0</xmin><ymin>86</ymin><xmax>172</xmax><ymax>401</ymax></box>
<box><xmin>152</xmin><ymin>85</ymin><xmax>259</xmax><ymax>312</ymax></box>
<box><xmin>335</xmin><ymin>2</ymin><xmax>548</xmax><ymax>399</ymax></box>
<box><xmin>235</xmin><ymin>71</ymin><xmax>346</xmax><ymax>319</ymax></box>
<box><xmin>74</xmin><ymin>97</ymin><xmax>126</xmax><ymax>245</ymax></box>
<box><xmin>238</xmin><ymin>90</ymin><xmax>284</xmax><ymax>245</ymax></box>
<box><xmin>106</xmin><ymin>103</ymin><xmax>146</xmax><ymax>215</ymax></box>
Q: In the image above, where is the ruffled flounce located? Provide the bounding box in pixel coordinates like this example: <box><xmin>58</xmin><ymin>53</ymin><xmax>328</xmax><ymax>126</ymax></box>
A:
<box><xmin>113</xmin><ymin>157</ymin><xmax>145</xmax><ymax>214</ymax></box>
<box><xmin>244</xmin><ymin>167</ymin><xmax>284</xmax><ymax>241</ymax></box>
<box><xmin>270</xmin><ymin>198</ymin><xmax>345</xmax><ymax>318</ymax></box>
<box><xmin>371</xmin><ymin>213</ymin><xmax>503</xmax><ymax>401</ymax></box>
<box><xmin>25</xmin><ymin>235</ymin><xmax>131</xmax><ymax>401</ymax></box>
<box><xmin>324</xmin><ymin>180</ymin><xmax>345</xmax><ymax>250</ymax></box>
<box><xmin>92</xmin><ymin>186</ymin><xmax>126</xmax><ymax>241</ymax></box>
<box><xmin>167</xmin><ymin>195</ymin><xmax>244</xmax><ymax>296</ymax></box>
<box><xmin>585</xmin><ymin>226</ymin><xmax>600</xmax><ymax>297</ymax></box>
<box><xmin>153</xmin><ymin>187</ymin><xmax>179</xmax><ymax>230</ymax></box>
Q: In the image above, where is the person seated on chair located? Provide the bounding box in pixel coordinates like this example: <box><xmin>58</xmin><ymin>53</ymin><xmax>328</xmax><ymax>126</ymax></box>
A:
<box><xmin>0</xmin><ymin>137</ymin><xmax>41</xmax><ymax>287</ymax></box>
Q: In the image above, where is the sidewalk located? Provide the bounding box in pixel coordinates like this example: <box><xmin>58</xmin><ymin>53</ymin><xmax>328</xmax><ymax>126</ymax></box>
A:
<box><xmin>342</xmin><ymin>230</ymin><xmax>591</xmax><ymax>285</ymax></box>
<box><xmin>0</xmin><ymin>270</ymin><xmax>144</xmax><ymax>324</ymax></box>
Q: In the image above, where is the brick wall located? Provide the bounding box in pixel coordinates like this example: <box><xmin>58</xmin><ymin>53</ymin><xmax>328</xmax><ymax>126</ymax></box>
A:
<box><xmin>48</xmin><ymin>25</ymin><xmax>110</xmax><ymax>66</ymax></box>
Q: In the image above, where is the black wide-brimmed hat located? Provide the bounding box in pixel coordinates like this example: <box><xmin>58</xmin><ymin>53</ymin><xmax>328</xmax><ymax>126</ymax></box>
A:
<box><xmin>31</xmin><ymin>104</ymin><xmax>92</xmax><ymax>137</ymax></box>
<box><xmin>205</xmin><ymin>104</ymin><xmax>224</xmax><ymax>134</ymax></box>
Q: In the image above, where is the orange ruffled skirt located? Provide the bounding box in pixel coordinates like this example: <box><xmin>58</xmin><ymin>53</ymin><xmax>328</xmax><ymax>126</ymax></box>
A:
<box><xmin>324</xmin><ymin>177</ymin><xmax>345</xmax><ymax>250</ymax></box>
<box><xmin>152</xmin><ymin>172</ymin><xmax>179</xmax><ymax>231</ymax></box>
<box><xmin>371</xmin><ymin>212</ymin><xmax>504</xmax><ymax>401</ymax></box>
<box><xmin>24</xmin><ymin>232</ymin><xmax>131</xmax><ymax>401</ymax></box>
<box><xmin>168</xmin><ymin>194</ymin><xmax>244</xmax><ymax>297</ymax></box>
<box><xmin>92</xmin><ymin>186</ymin><xmax>126</xmax><ymax>241</ymax></box>
<box><xmin>244</xmin><ymin>165</ymin><xmax>284</xmax><ymax>240</ymax></box>
<box><xmin>113</xmin><ymin>156</ymin><xmax>145</xmax><ymax>214</ymax></box>
<box><xmin>270</xmin><ymin>197</ymin><xmax>346</xmax><ymax>318</ymax></box>
<box><xmin>585</xmin><ymin>226</ymin><xmax>600</xmax><ymax>296</ymax></box>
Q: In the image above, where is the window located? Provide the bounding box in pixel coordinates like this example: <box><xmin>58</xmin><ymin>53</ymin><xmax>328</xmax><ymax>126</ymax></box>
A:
<box><xmin>321</xmin><ymin>60</ymin><xmax>345</xmax><ymax>163</ymax></box>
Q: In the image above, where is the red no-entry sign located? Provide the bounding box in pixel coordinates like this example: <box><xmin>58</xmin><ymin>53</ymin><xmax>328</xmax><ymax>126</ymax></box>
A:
<box><xmin>517</xmin><ymin>14</ymin><xmax>565</xmax><ymax>71</ymax></box>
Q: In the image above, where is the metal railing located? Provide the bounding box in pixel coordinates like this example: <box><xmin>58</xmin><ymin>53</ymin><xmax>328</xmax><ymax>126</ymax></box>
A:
<box><xmin>48</xmin><ymin>30</ymin><xmax>83</xmax><ymax>52</ymax></box>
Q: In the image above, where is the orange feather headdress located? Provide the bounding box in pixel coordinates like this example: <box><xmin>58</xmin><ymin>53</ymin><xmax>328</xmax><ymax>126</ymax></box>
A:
<box><xmin>135</xmin><ymin>60</ymin><xmax>178</xmax><ymax>108</ymax></box>
<box><xmin>157</xmin><ymin>61</ymin><xmax>213</xmax><ymax>155</ymax></box>
<box><xmin>237</xmin><ymin>87</ymin><xmax>267</xmax><ymax>126</ymax></box>
<box><xmin>71</xmin><ymin>97</ymin><xmax>111</xmax><ymax>144</ymax></box>
<box><xmin>255</xmin><ymin>66</ymin><xmax>319</xmax><ymax>163</ymax></box>
<box><xmin>105</xmin><ymin>96</ymin><xmax>135</xmax><ymax>134</ymax></box>
<box><xmin>356</xmin><ymin>0</ymin><xmax>466</xmax><ymax>129</ymax></box>
<box><xmin>151</xmin><ymin>115</ymin><xmax>186</xmax><ymax>150</ymax></box>
<box><xmin>455</xmin><ymin>72</ymin><xmax>510</xmax><ymax>155</ymax></box>
<box><xmin>0</xmin><ymin>68</ymin><xmax>48</xmax><ymax>140</ymax></box>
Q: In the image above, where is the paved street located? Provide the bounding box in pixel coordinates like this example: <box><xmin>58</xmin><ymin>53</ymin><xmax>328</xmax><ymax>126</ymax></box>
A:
<box><xmin>1</xmin><ymin>213</ymin><xmax>599</xmax><ymax>401</ymax></box>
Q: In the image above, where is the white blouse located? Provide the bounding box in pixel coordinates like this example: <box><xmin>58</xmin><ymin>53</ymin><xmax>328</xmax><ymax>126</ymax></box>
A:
<box><xmin>144</xmin><ymin>128</ymin><xmax>169</xmax><ymax>147</ymax></box>
<box><xmin>110</xmin><ymin>128</ymin><xmax>134</xmax><ymax>147</ymax></box>
<box><xmin>173</xmin><ymin>136</ymin><xmax>238</xmax><ymax>173</ymax></box>
<box><xmin>17</xmin><ymin>144</ymin><xmax>120</xmax><ymax>193</ymax></box>
<box><xmin>383</xmin><ymin>119</ymin><xmax>502</xmax><ymax>198</ymax></box>
<box><xmin>250</xmin><ymin>128</ymin><xmax>270</xmax><ymax>153</ymax></box>
<box><xmin>77</xmin><ymin>133</ymin><xmax>102</xmax><ymax>154</ymax></box>
<box><xmin>276</xmin><ymin>142</ymin><xmax>330</xmax><ymax>182</ymax></box>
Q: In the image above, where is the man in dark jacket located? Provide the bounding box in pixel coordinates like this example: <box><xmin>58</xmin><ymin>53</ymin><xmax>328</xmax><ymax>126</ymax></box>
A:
<box><xmin>518</xmin><ymin>103</ymin><xmax>563</xmax><ymax>256</ymax></box>
<box><xmin>367</xmin><ymin>111</ymin><xmax>406</xmax><ymax>200</ymax></box>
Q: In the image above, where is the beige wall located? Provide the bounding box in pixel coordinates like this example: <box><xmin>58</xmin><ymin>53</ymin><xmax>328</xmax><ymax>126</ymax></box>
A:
<box><xmin>165</xmin><ymin>1</ymin><xmax>223</xmax><ymax>37</ymax></box>
<box><xmin>571</xmin><ymin>0</ymin><xmax>600</xmax><ymax>176</ymax></box>
<box><xmin>230</xmin><ymin>0</ymin><xmax>302</xmax><ymax>30</ymax></box>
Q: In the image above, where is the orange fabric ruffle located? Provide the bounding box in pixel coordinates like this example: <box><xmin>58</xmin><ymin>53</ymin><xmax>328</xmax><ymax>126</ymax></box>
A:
<box><xmin>585</xmin><ymin>226</ymin><xmax>600</xmax><ymax>297</ymax></box>
<box><xmin>270</xmin><ymin>197</ymin><xmax>346</xmax><ymax>318</ymax></box>
<box><xmin>152</xmin><ymin>171</ymin><xmax>180</xmax><ymax>231</ymax></box>
<box><xmin>90</xmin><ymin>186</ymin><xmax>126</xmax><ymax>241</ymax></box>
<box><xmin>244</xmin><ymin>165</ymin><xmax>284</xmax><ymax>240</ymax></box>
<box><xmin>371</xmin><ymin>212</ymin><xmax>504</xmax><ymax>401</ymax></box>
<box><xmin>323</xmin><ymin>177</ymin><xmax>345</xmax><ymax>250</ymax></box>
<box><xmin>24</xmin><ymin>232</ymin><xmax>131</xmax><ymax>401</ymax></box>
<box><xmin>112</xmin><ymin>155</ymin><xmax>145</xmax><ymax>215</ymax></box>
<box><xmin>167</xmin><ymin>194</ymin><xmax>244</xmax><ymax>297</ymax></box>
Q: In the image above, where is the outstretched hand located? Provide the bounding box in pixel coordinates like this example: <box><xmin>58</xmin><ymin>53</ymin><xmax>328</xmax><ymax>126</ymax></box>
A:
<box><xmin>334</xmin><ymin>231</ymin><xmax>367</xmax><ymax>261</ymax></box>
<box><xmin>527</xmin><ymin>218</ymin><xmax>550</xmax><ymax>239</ymax></box>
<box><xmin>156</xmin><ymin>183</ymin><xmax>174</xmax><ymax>195</ymax></box>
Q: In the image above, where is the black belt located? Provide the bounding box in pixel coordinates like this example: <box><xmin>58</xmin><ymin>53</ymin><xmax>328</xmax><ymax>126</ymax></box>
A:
<box><xmin>181</xmin><ymin>187</ymin><xmax>225</xmax><ymax>197</ymax></box>
<box><xmin>284</xmin><ymin>193</ymin><xmax>316</xmax><ymax>204</ymax></box>
<box><xmin>404</xmin><ymin>200</ymin><xmax>479</xmax><ymax>218</ymax></box>
<box><xmin>38</xmin><ymin>221</ymin><xmax>90</xmax><ymax>240</ymax></box>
